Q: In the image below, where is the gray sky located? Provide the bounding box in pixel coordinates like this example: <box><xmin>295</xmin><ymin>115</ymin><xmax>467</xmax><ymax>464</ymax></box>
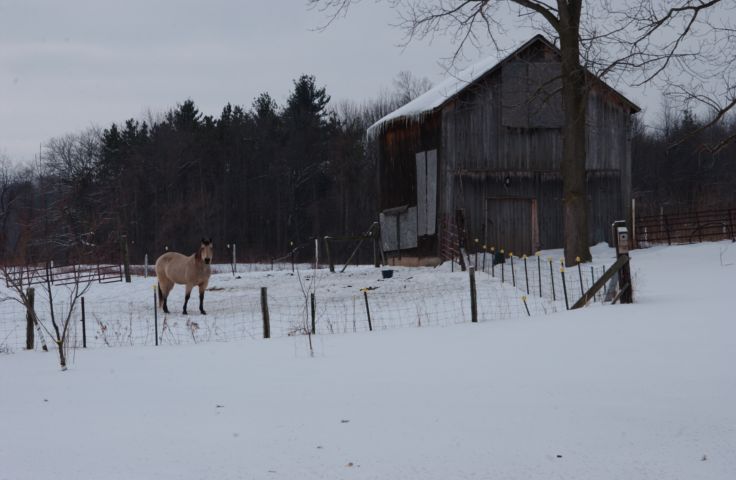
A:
<box><xmin>0</xmin><ymin>0</ymin><xmax>654</xmax><ymax>164</ymax></box>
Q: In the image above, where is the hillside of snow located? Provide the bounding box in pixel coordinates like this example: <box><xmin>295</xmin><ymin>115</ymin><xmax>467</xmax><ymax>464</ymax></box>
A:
<box><xmin>1</xmin><ymin>242</ymin><xmax>734</xmax><ymax>479</ymax></box>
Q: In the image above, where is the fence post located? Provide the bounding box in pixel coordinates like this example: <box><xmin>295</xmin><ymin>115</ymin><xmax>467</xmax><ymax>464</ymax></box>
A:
<box><xmin>290</xmin><ymin>241</ymin><xmax>295</xmax><ymax>272</ymax></box>
<box><xmin>549</xmin><ymin>258</ymin><xmax>556</xmax><ymax>301</ymax></box>
<box><xmin>490</xmin><ymin>247</ymin><xmax>496</xmax><ymax>277</ymax></box>
<box><xmin>618</xmin><ymin>254</ymin><xmax>633</xmax><ymax>304</ymax></box>
<box><xmin>324</xmin><ymin>237</ymin><xmax>335</xmax><ymax>273</ymax></box>
<box><xmin>523</xmin><ymin>255</ymin><xmax>529</xmax><ymax>294</ymax></box>
<box><xmin>560</xmin><ymin>263</ymin><xmax>570</xmax><ymax>310</ymax></box>
<box><xmin>362</xmin><ymin>290</ymin><xmax>373</xmax><ymax>331</ymax></box>
<box><xmin>510</xmin><ymin>253</ymin><xmax>516</xmax><ymax>287</ymax></box>
<box><xmin>261</xmin><ymin>287</ymin><xmax>271</xmax><ymax>339</ymax></box>
<box><xmin>473</xmin><ymin>238</ymin><xmax>479</xmax><ymax>270</ymax></box>
<box><xmin>590</xmin><ymin>266</ymin><xmax>596</xmax><ymax>302</ymax></box>
<box><xmin>232</xmin><ymin>243</ymin><xmax>237</xmax><ymax>275</ymax></box>
<box><xmin>144</xmin><ymin>254</ymin><xmax>149</xmax><ymax>278</ymax></box>
<box><xmin>120</xmin><ymin>235</ymin><xmax>131</xmax><ymax>283</ymax></box>
<box><xmin>314</xmin><ymin>238</ymin><xmax>320</xmax><ymax>270</ymax></box>
<box><xmin>153</xmin><ymin>285</ymin><xmax>159</xmax><ymax>346</ymax></box>
<box><xmin>729</xmin><ymin>209</ymin><xmax>735</xmax><ymax>242</ymax></box>
<box><xmin>500</xmin><ymin>250</ymin><xmax>505</xmax><ymax>283</ymax></box>
<box><xmin>310</xmin><ymin>293</ymin><xmax>316</xmax><ymax>335</ymax></box>
<box><xmin>482</xmin><ymin>245</ymin><xmax>487</xmax><ymax>273</ymax></box>
<box><xmin>81</xmin><ymin>296</ymin><xmax>86</xmax><ymax>348</ymax></box>
<box><xmin>25</xmin><ymin>287</ymin><xmax>35</xmax><ymax>350</ymax></box>
<box><xmin>469</xmin><ymin>267</ymin><xmax>478</xmax><ymax>323</ymax></box>
<box><xmin>576</xmin><ymin>257</ymin><xmax>584</xmax><ymax>297</ymax></box>
<box><xmin>522</xmin><ymin>296</ymin><xmax>530</xmax><ymax>316</ymax></box>
<box><xmin>536</xmin><ymin>252</ymin><xmax>542</xmax><ymax>297</ymax></box>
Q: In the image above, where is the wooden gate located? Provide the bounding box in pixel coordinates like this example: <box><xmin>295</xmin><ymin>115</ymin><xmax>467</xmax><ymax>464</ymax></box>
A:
<box><xmin>485</xmin><ymin>197</ymin><xmax>538</xmax><ymax>256</ymax></box>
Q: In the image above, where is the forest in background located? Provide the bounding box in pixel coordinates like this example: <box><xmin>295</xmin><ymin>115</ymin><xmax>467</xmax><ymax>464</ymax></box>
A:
<box><xmin>1</xmin><ymin>71</ymin><xmax>735</xmax><ymax>265</ymax></box>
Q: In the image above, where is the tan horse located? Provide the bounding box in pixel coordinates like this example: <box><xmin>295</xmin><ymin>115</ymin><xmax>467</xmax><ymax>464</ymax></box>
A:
<box><xmin>155</xmin><ymin>238</ymin><xmax>213</xmax><ymax>315</ymax></box>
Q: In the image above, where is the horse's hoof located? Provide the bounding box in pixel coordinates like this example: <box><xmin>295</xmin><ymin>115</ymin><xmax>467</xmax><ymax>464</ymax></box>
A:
<box><xmin>182</xmin><ymin>310</ymin><xmax>188</xmax><ymax>315</ymax></box>
<box><xmin>200</xmin><ymin>310</ymin><xmax>207</xmax><ymax>315</ymax></box>
<box><xmin>163</xmin><ymin>308</ymin><xmax>170</xmax><ymax>314</ymax></box>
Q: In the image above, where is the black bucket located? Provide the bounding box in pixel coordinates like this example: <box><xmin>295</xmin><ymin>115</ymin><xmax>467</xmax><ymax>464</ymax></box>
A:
<box><xmin>381</xmin><ymin>269</ymin><xmax>394</xmax><ymax>279</ymax></box>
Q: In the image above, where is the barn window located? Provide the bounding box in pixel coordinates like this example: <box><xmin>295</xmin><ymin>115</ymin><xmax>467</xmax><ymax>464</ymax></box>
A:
<box><xmin>415</xmin><ymin>149</ymin><xmax>437</xmax><ymax>236</ymax></box>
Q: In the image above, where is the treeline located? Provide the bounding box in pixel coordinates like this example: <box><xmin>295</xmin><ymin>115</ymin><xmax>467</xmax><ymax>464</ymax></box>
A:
<box><xmin>1</xmin><ymin>76</ymin><xmax>736</xmax><ymax>265</ymax></box>
<box><xmin>0</xmin><ymin>73</ymin><xmax>428</xmax><ymax>264</ymax></box>
<box><xmin>632</xmin><ymin>108</ymin><xmax>736</xmax><ymax>216</ymax></box>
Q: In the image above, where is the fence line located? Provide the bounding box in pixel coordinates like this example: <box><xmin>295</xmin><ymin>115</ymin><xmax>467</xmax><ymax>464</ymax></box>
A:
<box><xmin>1</xmin><ymin>256</ymin><xmax>613</xmax><ymax>354</ymax></box>
<box><xmin>635</xmin><ymin>207</ymin><xmax>735</xmax><ymax>247</ymax></box>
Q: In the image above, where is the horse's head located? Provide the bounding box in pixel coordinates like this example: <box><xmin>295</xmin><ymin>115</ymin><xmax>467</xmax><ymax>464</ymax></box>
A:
<box><xmin>199</xmin><ymin>238</ymin><xmax>213</xmax><ymax>265</ymax></box>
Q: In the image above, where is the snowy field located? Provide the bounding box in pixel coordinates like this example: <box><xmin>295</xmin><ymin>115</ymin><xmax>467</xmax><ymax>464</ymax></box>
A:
<box><xmin>1</xmin><ymin>242</ymin><xmax>735</xmax><ymax>479</ymax></box>
<box><xmin>0</xmin><ymin>247</ymin><xmax>611</xmax><ymax>350</ymax></box>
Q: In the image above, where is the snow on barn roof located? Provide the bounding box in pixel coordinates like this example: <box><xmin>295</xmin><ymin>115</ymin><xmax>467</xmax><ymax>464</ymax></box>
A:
<box><xmin>367</xmin><ymin>35</ymin><xmax>639</xmax><ymax>137</ymax></box>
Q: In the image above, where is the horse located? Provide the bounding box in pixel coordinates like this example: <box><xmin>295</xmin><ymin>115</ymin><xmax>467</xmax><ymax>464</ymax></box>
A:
<box><xmin>155</xmin><ymin>238</ymin><xmax>213</xmax><ymax>315</ymax></box>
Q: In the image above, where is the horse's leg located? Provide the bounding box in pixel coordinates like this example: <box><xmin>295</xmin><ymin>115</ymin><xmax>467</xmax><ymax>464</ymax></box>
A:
<box><xmin>198</xmin><ymin>282</ymin><xmax>208</xmax><ymax>315</ymax></box>
<box><xmin>183</xmin><ymin>284</ymin><xmax>193</xmax><ymax>315</ymax></box>
<box><xmin>160</xmin><ymin>281</ymin><xmax>173</xmax><ymax>314</ymax></box>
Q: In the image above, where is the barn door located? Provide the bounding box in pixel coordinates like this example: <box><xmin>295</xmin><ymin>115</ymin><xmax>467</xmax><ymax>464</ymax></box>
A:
<box><xmin>485</xmin><ymin>198</ymin><xmax>538</xmax><ymax>256</ymax></box>
<box><xmin>415</xmin><ymin>150</ymin><xmax>437</xmax><ymax>236</ymax></box>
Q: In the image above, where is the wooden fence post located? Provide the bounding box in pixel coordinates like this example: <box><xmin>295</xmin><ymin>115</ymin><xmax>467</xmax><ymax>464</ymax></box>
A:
<box><xmin>618</xmin><ymin>256</ymin><xmax>633</xmax><ymax>304</ymax></box>
<box><xmin>25</xmin><ymin>288</ymin><xmax>35</xmax><ymax>350</ymax></box>
<box><xmin>120</xmin><ymin>235</ymin><xmax>131</xmax><ymax>283</ymax></box>
<box><xmin>153</xmin><ymin>285</ymin><xmax>159</xmax><ymax>346</ymax></box>
<box><xmin>81</xmin><ymin>296</ymin><xmax>86</xmax><ymax>348</ymax></box>
<box><xmin>324</xmin><ymin>237</ymin><xmax>335</xmax><ymax>273</ymax></box>
<box><xmin>310</xmin><ymin>293</ymin><xmax>316</xmax><ymax>335</ymax></box>
<box><xmin>261</xmin><ymin>287</ymin><xmax>270</xmax><ymax>339</ymax></box>
<box><xmin>560</xmin><ymin>264</ymin><xmax>570</xmax><ymax>310</ymax></box>
<box><xmin>469</xmin><ymin>267</ymin><xmax>478</xmax><ymax>323</ymax></box>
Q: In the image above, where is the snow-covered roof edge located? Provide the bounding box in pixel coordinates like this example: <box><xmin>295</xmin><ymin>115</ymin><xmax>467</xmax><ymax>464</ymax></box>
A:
<box><xmin>366</xmin><ymin>35</ymin><xmax>640</xmax><ymax>139</ymax></box>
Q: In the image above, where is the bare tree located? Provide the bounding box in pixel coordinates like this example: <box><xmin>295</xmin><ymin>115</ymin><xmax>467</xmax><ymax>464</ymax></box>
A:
<box><xmin>392</xmin><ymin>70</ymin><xmax>433</xmax><ymax>105</ymax></box>
<box><xmin>311</xmin><ymin>0</ymin><xmax>735</xmax><ymax>262</ymax></box>
<box><xmin>36</xmin><ymin>269</ymin><xmax>93</xmax><ymax>370</ymax></box>
<box><xmin>311</xmin><ymin>0</ymin><xmax>603</xmax><ymax>264</ymax></box>
<box><xmin>601</xmin><ymin>1</ymin><xmax>735</xmax><ymax>151</ymax></box>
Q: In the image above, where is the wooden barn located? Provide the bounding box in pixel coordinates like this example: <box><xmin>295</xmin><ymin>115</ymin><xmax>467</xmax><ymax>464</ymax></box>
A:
<box><xmin>370</xmin><ymin>35</ymin><xmax>640</xmax><ymax>262</ymax></box>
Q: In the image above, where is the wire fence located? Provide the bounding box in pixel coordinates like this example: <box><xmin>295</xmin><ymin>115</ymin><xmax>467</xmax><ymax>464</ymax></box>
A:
<box><xmin>0</xmin><ymin>256</ymin><xmax>614</xmax><ymax>355</ymax></box>
<box><xmin>635</xmin><ymin>207</ymin><xmax>736</xmax><ymax>247</ymax></box>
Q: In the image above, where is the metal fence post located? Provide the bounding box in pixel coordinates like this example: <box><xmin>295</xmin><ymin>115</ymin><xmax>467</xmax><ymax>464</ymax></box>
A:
<box><xmin>362</xmin><ymin>290</ymin><xmax>373</xmax><ymax>331</ymax></box>
<box><xmin>469</xmin><ymin>267</ymin><xmax>478</xmax><ymax>323</ymax></box>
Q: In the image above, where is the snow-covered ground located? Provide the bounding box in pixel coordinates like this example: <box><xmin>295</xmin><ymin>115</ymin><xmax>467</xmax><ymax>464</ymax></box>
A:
<box><xmin>1</xmin><ymin>242</ymin><xmax>734</xmax><ymax>479</ymax></box>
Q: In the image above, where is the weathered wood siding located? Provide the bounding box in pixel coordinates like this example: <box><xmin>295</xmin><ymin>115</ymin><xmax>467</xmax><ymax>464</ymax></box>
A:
<box><xmin>377</xmin><ymin>113</ymin><xmax>441</xmax><ymax>255</ymax></box>
<box><xmin>376</xmin><ymin>39</ymin><xmax>635</xmax><ymax>257</ymax></box>
<box><xmin>438</xmin><ymin>55</ymin><xmax>633</xmax><ymax>253</ymax></box>
<box><xmin>450</xmin><ymin>171</ymin><xmax>622</xmax><ymax>255</ymax></box>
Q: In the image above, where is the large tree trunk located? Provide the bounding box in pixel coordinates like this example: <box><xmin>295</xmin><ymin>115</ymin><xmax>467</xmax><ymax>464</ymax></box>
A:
<box><xmin>559</xmin><ymin>3</ymin><xmax>592</xmax><ymax>266</ymax></box>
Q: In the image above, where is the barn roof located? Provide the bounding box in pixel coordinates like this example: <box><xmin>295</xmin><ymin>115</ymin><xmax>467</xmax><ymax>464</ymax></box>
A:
<box><xmin>367</xmin><ymin>35</ymin><xmax>640</xmax><ymax>137</ymax></box>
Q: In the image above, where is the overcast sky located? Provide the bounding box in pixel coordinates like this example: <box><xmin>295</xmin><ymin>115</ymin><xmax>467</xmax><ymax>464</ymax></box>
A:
<box><xmin>0</xmin><ymin>0</ymin><xmax>656</xmax><ymax>164</ymax></box>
